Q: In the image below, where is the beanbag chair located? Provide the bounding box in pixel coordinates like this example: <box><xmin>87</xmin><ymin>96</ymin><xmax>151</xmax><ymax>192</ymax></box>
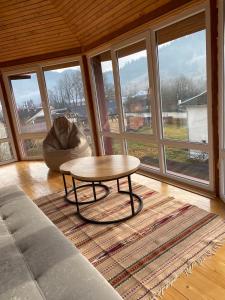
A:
<box><xmin>43</xmin><ymin>116</ymin><xmax>92</xmax><ymax>171</ymax></box>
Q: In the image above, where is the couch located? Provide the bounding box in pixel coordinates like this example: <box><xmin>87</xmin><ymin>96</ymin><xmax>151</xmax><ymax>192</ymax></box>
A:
<box><xmin>0</xmin><ymin>185</ymin><xmax>122</xmax><ymax>300</ymax></box>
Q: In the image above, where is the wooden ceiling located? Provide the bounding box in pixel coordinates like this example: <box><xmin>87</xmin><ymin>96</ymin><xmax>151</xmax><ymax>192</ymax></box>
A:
<box><xmin>0</xmin><ymin>0</ymin><xmax>194</xmax><ymax>65</ymax></box>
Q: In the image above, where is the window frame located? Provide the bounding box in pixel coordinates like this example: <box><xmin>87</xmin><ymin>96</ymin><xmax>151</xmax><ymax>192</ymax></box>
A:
<box><xmin>87</xmin><ymin>2</ymin><xmax>214</xmax><ymax>191</ymax></box>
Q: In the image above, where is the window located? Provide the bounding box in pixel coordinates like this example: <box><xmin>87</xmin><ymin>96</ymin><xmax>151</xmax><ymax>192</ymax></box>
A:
<box><xmin>117</xmin><ymin>41</ymin><xmax>152</xmax><ymax>135</ymax></box>
<box><xmin>157</xmin><ymin>28</ymin><xmax>207</xmax><ymax>143</ymax></box>
<box><xmin>44</xmin><ymin>63</ymin><xmax>92</xmax><ymax>146</ymax></box>
<box><xmin>90</xmin><ymin>10</ymin><xmax>212</xmax><ymax>190</ymax></box>
<box><xmin>126</xmin><ymin>141</ymin><xmax>159</xmax><ymax>169</ymax></box>
<box><xmin>91</xmin><ymin>51</ymin><xmax>119</xmax><ymax>134</ymax></box>
<box><xmin>0</xmin><ymin>89</ymin><xmax>16</xmax><ymax>164</ymax></box>
<box><xmin>4</xmin><ymin>59</ymin><xmax>94</xmax><ymax>159</ymax></box>
<box><xmin>102</xmin><ymin>137</ymin><xmax>122</xmax><ymax>155</ymax></box>
<box><xmin>23</xmin><ymin>139</ymin><xmax>44</xmax><ymax>157</ymax></box>
<box><xmin>164</xmin><ymin>147</ymin><xmax>209</xmax><ymax>183</ymax></box>
<box><xmin>10</xmin><ymin>73</ymin><xmax>47</xmax><ymax>133</ymax></box>
<box><xmin>156</xmin><ymin>12</ymin><xmax>210</xmax><ymax>184</ymax></box>
<box><xmin>8</xmin><ymin>72</ymin><xmax>47</xmax><ymax>159</ymax></box>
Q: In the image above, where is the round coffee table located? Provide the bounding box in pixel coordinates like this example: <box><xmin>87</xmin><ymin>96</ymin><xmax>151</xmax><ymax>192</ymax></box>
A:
<box><xmin>60</xmin><ymin>159</ymin><xmax>110</xmax><ymax>205</ymax></box>
<box><xmin>68</xmin><ymin>155</ymin><xmax>143</xmax><ymax>224</ymax></box>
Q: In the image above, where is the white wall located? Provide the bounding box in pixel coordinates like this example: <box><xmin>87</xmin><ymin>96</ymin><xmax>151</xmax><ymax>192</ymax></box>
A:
<box><xmin>187</xmin><ymin>105</ymin><xmax>208</xmax><ymax>143</ymax></box>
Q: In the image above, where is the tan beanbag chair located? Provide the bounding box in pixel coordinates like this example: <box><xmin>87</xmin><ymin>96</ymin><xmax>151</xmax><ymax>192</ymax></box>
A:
<box><xmin>43</xmin><ymin>116</ymin><xmax>92</xmax><ymax>171</ymax></box>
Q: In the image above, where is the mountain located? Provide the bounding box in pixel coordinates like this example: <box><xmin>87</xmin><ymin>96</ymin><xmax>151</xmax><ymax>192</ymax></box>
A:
<box><xmin>10</xmin><ymin>30</ymin><xmax>206</xmax><ymax>105</ymax></box>
<box><xmin>104</xmin><ymin>30</ymin><xmax>206</xmax><ymax>87</ymax></box>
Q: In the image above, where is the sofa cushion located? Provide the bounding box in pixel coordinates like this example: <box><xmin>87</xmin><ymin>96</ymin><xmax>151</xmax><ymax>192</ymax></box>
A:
<box><xmin>0</xmin><ymin>185</ymin><xmax>122</xmax><ymax>300</ymax></box>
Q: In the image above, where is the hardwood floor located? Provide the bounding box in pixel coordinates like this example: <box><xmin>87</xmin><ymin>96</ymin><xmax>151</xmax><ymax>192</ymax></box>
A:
<box><xmin>0</xmin><ymin>160</ymin><xmax>225</xmax><ymax>300</ymax></box>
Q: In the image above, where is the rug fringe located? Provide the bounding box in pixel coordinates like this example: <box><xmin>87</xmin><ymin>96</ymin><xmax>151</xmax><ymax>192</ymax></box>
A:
<box><xmin>151</xmin><ymin>239</ymin><xmax>225</xmax><ymax>300</ymax></box>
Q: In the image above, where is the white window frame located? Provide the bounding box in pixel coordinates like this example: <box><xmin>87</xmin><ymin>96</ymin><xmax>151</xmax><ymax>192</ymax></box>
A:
<box><xmin>87</xmin><ymin>1</ymin><xmax>214</xmax><ymax>191</ymax></box>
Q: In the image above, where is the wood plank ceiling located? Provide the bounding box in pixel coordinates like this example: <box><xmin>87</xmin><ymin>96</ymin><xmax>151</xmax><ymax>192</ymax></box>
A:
<box><xmin>0</xmin><ymin>0</ymin><xmax>190</xmax><ymax>65</ymax></box>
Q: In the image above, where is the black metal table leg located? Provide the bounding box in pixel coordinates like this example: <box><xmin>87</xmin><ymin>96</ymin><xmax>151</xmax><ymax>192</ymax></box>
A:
<box><xmin>128</xmin><ymin>175</ymin><xmax>135</xmax><ymax>215</ymax></box>
<box><xmin>75</xmin><ymin>175</ymin><xmax>143</xmax><ymax>225</ymax></box>
<box><xmin>62</xmin><ymin>174</ymin><xmax>68</xmax><ymax>196</ymax></box>
<box><xmin>117</xmin><ymin>178</ymin><xmax>120</xmax><ymax>192</ymax></box>
<box><xmin>92</xmin><ymin>182</ymin><xmax>97</xmax><ymax>201</ymax></box>
<box><xmin>72</xmin><ymin>177</ymin><xmax>80</xmax><ymax>213</ymax></box>
<box><xmin>63</xmin><ymin>176</ymin><xmax>110</xmax><ymax>205</ymax></box>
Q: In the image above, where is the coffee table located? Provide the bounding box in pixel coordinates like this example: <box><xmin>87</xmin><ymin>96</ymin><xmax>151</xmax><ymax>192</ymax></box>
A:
<box><xmin>60</xmin><ymin>155</ymin><xmax>143</xmax><ymax>224</ymax></box>
<box><xmin>60</xmin><ymin>158</ymin><xmax>110</xmax><ymax>205</ymax></box>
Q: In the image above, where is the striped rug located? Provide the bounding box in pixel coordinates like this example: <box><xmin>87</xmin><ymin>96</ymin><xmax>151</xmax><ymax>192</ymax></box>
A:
<box><xmin>34</xmin><ymin>180</ymin><xmax>225</xmax><ymax>300</ymax></box>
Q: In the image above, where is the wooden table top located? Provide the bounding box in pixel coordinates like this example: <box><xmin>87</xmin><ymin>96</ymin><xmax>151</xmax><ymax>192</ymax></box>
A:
<box><xmin>60</xmin><ymin>155</ymin><xmax>140</xmax><ymax>181</ymax></box>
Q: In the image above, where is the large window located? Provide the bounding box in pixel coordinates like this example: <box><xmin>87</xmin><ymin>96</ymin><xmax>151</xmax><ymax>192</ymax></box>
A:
<box><xmin>3</xmin><ymin>59</ymin><xmax>93</xmax><ymax>159</ymax></box>
<box><xmin>90</xmin><ymin>10</ymin><xmax>213</xmax><ymax>190</ymax></box>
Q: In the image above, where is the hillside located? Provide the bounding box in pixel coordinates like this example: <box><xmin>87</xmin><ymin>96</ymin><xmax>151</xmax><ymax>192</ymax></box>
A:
<box><xmin>10</xmin><ymin>30</ymin><xmax>206</xmax><ymax>105</ymax></box>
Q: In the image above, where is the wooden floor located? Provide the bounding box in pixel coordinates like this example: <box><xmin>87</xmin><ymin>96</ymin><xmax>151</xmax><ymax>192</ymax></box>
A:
<box><xmin>1</xmin><ymin>161</ymin><xmax>225</xmax><ymax>300</ymax></box>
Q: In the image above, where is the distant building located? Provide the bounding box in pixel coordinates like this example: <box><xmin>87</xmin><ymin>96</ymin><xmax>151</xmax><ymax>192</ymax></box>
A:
<box><xmin>178</xmin><ymin>91</ymin><xmax>208</xmax><ymax>159</ymax></box>
<box><xmin>178</xmin><ymin>91</ymin><xmax>208</xmax><ymax>143</ymax></box>
<box><xmin>124</xmin><ymin>91</ymin><xmax>150</xmax><ymax>131</ymax></box>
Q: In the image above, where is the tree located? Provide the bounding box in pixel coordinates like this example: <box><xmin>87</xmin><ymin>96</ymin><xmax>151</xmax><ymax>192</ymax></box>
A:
<box><xmin>102</xmin><ymin>75</ymin><xmax>115</xmax><ymax>101</ymax></box>
<box><xmin>160</xmin><ymin>75</ymin><xmax>206</xmax><ymax>112</ymax></box>
<box><xmin>48</xmin><ymin>70</ymin><xmax>84</xmax><ymax>111</ymax></box>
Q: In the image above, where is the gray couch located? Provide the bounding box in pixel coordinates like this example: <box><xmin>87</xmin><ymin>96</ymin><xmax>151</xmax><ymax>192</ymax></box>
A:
<box><xmin>0</xmin><ymin>185</ymin><xmax>122</xmax><ymax>300</ymax></box>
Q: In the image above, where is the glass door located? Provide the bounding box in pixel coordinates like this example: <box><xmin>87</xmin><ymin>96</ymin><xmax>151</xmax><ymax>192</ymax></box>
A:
<box><xmin>0</xmin><ymin>86</ymin><xmax>16</xmax><ymax>164</ymax></box>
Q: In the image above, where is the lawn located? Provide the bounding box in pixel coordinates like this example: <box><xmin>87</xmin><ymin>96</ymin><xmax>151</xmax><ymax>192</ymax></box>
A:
<box><xmin>108</xmin><ymin>124</ymin><xmax>207</xmax><ymax>166</ymax></box>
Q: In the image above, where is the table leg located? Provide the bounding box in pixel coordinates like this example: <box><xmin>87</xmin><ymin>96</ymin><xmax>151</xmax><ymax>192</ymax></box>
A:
<box><xmin>117</xmin><ymin>178</ymin><xmax>120</xmax><ymax>192</ymax></box>
<box><xmin>128</xmin><ymin>175</ymin><xmax>135</xmax><ymax>215</ymax></box>
<box><xmin>72</xmin><ymin>177</ymin><xmax>80</xmax><ymax>213</ymax></box>
<box><xmin>62</xmin><ymin>174</ymin><xmax>68</xmax><ymax>196</ymax></box>
<box><xmin>92</xmin><ymin>182</ymin><xmax>97</xmax><ymax>201</ymax></box>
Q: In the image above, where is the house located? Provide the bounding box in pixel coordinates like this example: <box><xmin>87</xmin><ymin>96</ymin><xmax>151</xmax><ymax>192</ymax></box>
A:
<box><xmin>178</xmin><ymin>91</ymin><xmax>208</xmax><ymax>143</ymax></box>
<box><xmin>0</xmin><ymin>1</ymin><xmax>224</xmax><ymax>300</ymax></box>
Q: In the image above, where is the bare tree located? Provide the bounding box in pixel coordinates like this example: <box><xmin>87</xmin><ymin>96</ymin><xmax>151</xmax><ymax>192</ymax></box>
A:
<box><xmin>48</xmin><ymin>70</ymin><xmax>84</xmax><ymax>111</ymax></box>
<box><xmin>160</xmin><ymin>75</ymin><xmax>206</xmax><ymax>112</ymax></box>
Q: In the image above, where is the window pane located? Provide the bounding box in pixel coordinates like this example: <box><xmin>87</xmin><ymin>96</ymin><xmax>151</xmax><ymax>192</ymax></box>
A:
<box><xmin>10</xmin><ymin>73</ymin><xmax>47</xmax><ymax>133</ymax></box>
<box><xmin>157</xmin><ymin>16</ymin><xmax>208</xmax><ymax>143</ymax></box>
<box><xmin>91</xmin><ymin>51</ymin><xmax>119</xmax><ymax>133</ymax></box>
<box><xmin>23</xmin><ymin>138</ymin><xmax>43</xmax><ymax>157</ymax></box>
<box><xmin>0</xmin><ymin>142</ymin><xmax>13</xmax><ymax>162</ymax></box>
<box><xmin>165</xmin><ymin>146</ymin><xmax>209</xmax><ymax>183</ymax></box>
<box><xmin>103</xmin><ymin>136</ymin><xmax>122</xmax><ymax>155</ymax></box>
<box><xmin>0</xmin><ymin>101</ymin><xmax>8</xmax><ymax>139</ymax></box>
<box><xmin>127</xmin><ymin>140</ymin><xmax>159</xmax><ymax>168</ymax></box>
<box><xmin>117</xmin><ymin>41</ymin><xmax>152</xmax><ymax>134</ymax></box>
<box><xmin>44</xmin><ymin>65</ymin><xmax>92</xmax><ymax>143</ymax></box>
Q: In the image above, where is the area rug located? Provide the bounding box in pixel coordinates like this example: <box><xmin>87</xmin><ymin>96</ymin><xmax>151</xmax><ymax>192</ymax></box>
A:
<box><xmin>34</xmin><ymin>180</ymin><xmax>225</xmax><ymax>300</ymax></box>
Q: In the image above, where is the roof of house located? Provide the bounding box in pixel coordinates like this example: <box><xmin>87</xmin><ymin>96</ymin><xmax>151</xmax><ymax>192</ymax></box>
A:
<box><xmin>178</xmin><ymin>91</ymin><xmax>207</xmax><ymax>107</ymax></box>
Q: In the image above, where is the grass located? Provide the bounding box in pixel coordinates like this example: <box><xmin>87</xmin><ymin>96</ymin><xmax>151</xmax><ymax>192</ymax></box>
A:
<box><xmin>108</xmin><ymin>124</ymin><xmax>207</xmax><ymax>166</ymax></box>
